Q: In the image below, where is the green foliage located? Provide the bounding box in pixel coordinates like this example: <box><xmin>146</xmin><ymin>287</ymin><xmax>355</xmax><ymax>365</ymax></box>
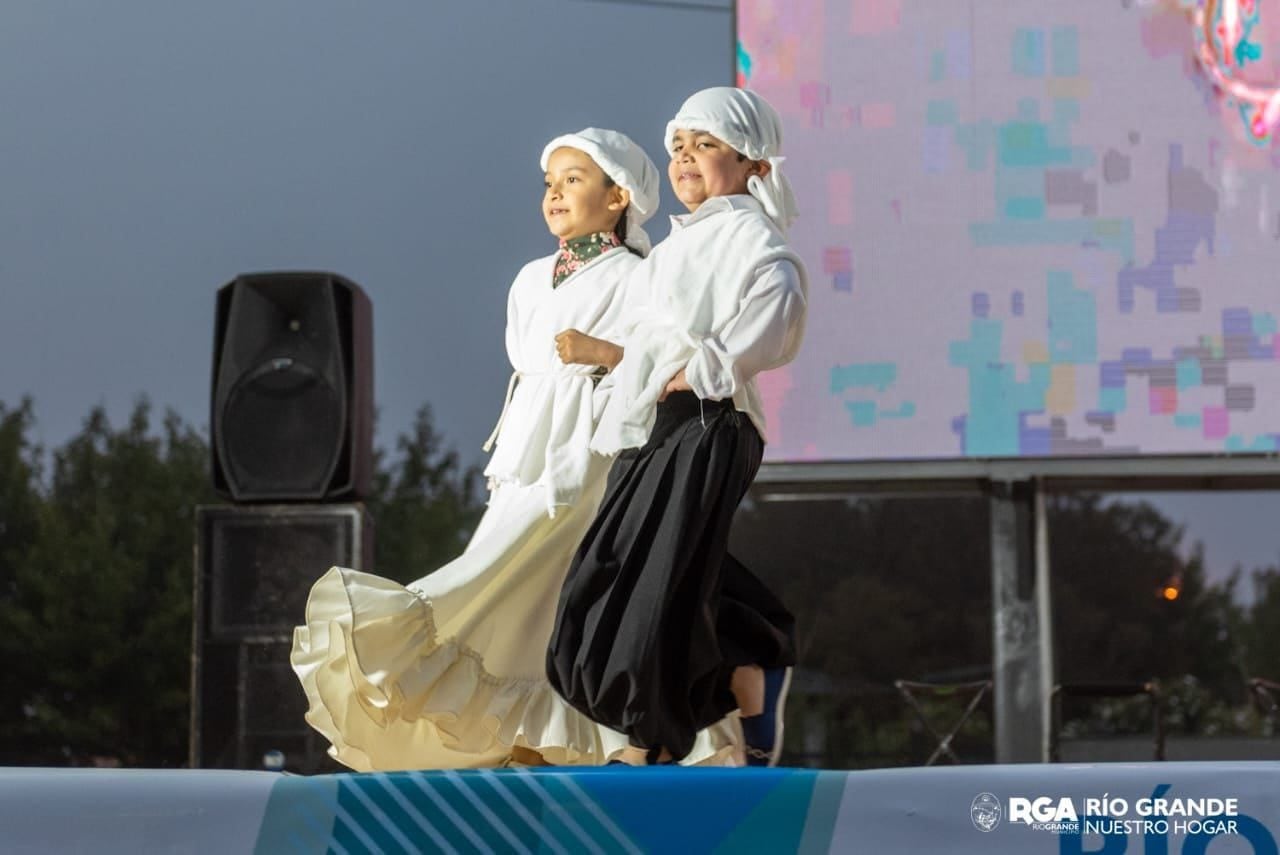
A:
<box><xmin>364</xmin><ymin>404</ymin><xmax>485</xmax><ymax>585</ymax></box>
<box><xmin>1</xmin><ymin>395</ymin><xmax>1277</xmax><ymax>769</ymax></box>
<box><xmin>1058</xmin><ymin>675</ymin><xmax>1264</xmax><ymax>742</ymax></box>
<box><xmin>0</xmin><ymin>401</ymin><xmax>214</xmax><ymax>765</ymax></box>
<box><xmin>731</xmin><ymin>491</ymin><xmax>1275</xmax><ymax>768</ymax></box>
<box><xmin>734</xmin><ymin>496</ymin><xmax>992</xmax><ymax>691</ymax></box>
<box><xmin>0</xmin><ymin>399</ymin><xmax>43</xmax><ymax>752</ymax></box>
<box><xmin>0</xmin><ymin>399</ymin><xmax>483</xmax><ymax>766</ymax></box>
<box><xmin>1243</xmin><ymin>568</ymin><xmax>1280</xmax><ymax>683</ymax></box>
<box><xmin>1048</xmin><ymin>494</ymin><xmax>1245</xmax><ymax>699</ymax></box>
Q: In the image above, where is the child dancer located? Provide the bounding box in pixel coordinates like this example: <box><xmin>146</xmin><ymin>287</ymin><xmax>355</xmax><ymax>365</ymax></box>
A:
<box><xmin>547</xmin><ymin>88</ymin><xmax>807</xmax><ymax>767</ymax></box>
<box><xmin>291</xmin><ymin>128</ymin><xmax>739</xmax><ymax>769</ymax></box>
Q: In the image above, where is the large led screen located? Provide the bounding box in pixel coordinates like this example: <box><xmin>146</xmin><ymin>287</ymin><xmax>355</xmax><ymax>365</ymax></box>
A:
<box><xmin>740</xmin><ymin>0</ymin><xmax>1280</xmax><ymax>464</ymax></box>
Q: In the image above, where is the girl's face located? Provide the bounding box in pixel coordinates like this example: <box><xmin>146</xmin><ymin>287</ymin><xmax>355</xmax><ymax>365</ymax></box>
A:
<box><xmin>668</xmin><ymin>129</ymin><xmax>768</xmax><ymax>212</ymax></box>
<box><xmin>543</xmin><ymin>147</ymin><xmax>629</xmax><ymax>241</ymax></box>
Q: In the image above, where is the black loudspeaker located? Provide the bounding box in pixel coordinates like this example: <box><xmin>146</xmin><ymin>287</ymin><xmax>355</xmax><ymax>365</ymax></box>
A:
<box><xmin>190</xmin><ymin>504</ymin><xmax>373</xmax><ymax>772</ymax></box>
<box><xmin>211</xmin><ymin>271</ymin><xmax>373</xmax><ymax>502</ymax></box>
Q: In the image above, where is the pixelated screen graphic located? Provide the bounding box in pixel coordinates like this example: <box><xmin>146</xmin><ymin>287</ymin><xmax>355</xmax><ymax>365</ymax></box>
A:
<box><xmin>739</xmin><ymin>0</ymin><xmax>1280</xmax><ymax>464</ymax></box>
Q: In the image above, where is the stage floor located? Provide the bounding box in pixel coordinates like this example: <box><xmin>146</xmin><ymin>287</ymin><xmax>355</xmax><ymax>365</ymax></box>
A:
<box><xmin>2</xmin><ymin>761</ymin><xmax>1277</xmax><ymax>853</ymax></box>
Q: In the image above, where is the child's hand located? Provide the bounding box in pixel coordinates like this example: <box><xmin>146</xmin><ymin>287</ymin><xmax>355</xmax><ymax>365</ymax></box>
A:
<box><xmin>555</xmin><ymin>329</ymin><xmax>598</xmax><ymax>364</ymax></box>
<box><xmin>555</xmin><ymin>329</ymin><xmax>622</xmax><ymax>369</ymax></box>
<box><xmin>659</xmin><ymin>368</ymin><xmax>692</xmax><ymax>402</ymax></box>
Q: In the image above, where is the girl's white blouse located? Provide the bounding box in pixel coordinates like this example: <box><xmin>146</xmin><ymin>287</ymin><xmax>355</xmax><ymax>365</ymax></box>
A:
<box><xmin>483</xmin><ymin>246</ymin><xmax>638</xmax><ymax>515</ymax></box>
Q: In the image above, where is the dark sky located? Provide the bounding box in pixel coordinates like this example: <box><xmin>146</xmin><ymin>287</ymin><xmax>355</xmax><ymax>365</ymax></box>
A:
<box><xmin>0</xmin><ymin>0</ymin><xmax>733</xmax><ymax>449</ymax></box>
<box><xmin>1</xmin><ymin>0</ymin><xmax>1275</xmax><ymax>590</ymax></box>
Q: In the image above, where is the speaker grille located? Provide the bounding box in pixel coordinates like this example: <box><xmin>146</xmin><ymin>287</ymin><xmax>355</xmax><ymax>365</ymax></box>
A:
<box><xmin>192</xmin><ymin>504</ymin><xmax>372</xmax><ymax>772</ymax></box>
<box><xmin>220</xmin><ymin>359</ymin><xmax>344</xmax><ymax>499</ymax></box>
<box><xmin>243</xmin><ymin>642</ymin><xmax>308</xmax><ymax>734</ymax></box>
<box><xmin>207</xmin><ymin>509</ymin><xmax>357</xmax><ymax>640</ymax></box>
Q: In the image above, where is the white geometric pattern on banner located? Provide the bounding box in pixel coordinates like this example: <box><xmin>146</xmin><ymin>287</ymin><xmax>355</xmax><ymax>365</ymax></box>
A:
<box><xmin>370</xmin><ymin>773</ymin><xmax>458</xmax><ymax>855</ymax></box>
<box><xmin>513</xmin><ymin>769</ymin><xmax>607</xmax><ymax>855</ymax></box>
<box><xmin>406</xmin><ymin>771</ymin><xmax>491</xmax><ymax>852</ymax></box>
<box><xmin>442</xmin><ymin>771</ymin><xmax>532</xmax><ymax>855</ymax></box>
<box><xmin>332</xmin><ymin>794</ymin><xmax>389</xmax><ymax>854</ymax></box>
<box><xmin>345</xmin><ymin>777</ymin><xmax>437</xmax><ymax>854</ymax></box>
<box><xmin>477</xmin><ymin>771</ymin><xmax>573</xmax><ymax>855</ymax></box>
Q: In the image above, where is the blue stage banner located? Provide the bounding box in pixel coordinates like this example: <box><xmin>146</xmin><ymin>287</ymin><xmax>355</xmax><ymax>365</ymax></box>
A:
<box><xmin>2</xmin><ymin>762</ymin><xmax>1277</xmax><ymax>853</ymax></box>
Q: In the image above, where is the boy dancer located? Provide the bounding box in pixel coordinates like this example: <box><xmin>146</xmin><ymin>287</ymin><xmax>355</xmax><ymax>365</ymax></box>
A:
<box><xmin>548</xmin><ymin>87</ymin><xmax>807</xmax><ymax>766</ymax></box>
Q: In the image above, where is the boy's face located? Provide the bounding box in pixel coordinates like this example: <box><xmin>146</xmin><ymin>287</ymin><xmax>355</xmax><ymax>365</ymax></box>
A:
<box><xmin>543</xmin><ymin>147</ymin><xmax>629</xmax><ymax>241</ymax></box>
<box><xmin>668</xmin><ymin>129</ymin><xmax>766</xmax><ymax>212</ymax></box>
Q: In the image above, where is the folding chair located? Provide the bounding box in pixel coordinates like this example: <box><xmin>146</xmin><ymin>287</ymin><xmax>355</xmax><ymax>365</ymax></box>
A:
<box><xmin>1050</xmin><ymin>681</ymin><xmax>1164</xmax><ymax>762</ymax></box>
<box><xmin>894</xmin><ymin>679</ymin><xmax>992</xmax><ymax>766</ymax></box>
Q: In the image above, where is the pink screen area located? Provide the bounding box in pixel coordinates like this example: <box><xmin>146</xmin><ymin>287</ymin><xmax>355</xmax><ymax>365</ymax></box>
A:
<box><xmin>737</xmin><ymin>0</ymin><xmax>1280</xmax><ymax>464</ymax></box>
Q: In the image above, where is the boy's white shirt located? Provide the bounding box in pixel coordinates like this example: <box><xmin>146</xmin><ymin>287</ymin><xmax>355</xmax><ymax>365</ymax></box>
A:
<box><xmin>483</xmin><ymin>246</ymin><xmax>637</xmax><ymax>515</ymax></box>
<box><xmin>591</xmin><ymin>194</ymin><xmax>808</xmax><ymax>455</ymax></box>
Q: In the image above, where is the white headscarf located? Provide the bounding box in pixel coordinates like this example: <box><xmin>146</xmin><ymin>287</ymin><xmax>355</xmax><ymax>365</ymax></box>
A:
<box><xmin>540</xmin><ymin>127</ymin><xmax>661</xmax><ymax>255</ymax></box>
<box><xmin>664</xmin><ymin>86</ymin><xmax>799</xmax><ymax>232</ymax></box>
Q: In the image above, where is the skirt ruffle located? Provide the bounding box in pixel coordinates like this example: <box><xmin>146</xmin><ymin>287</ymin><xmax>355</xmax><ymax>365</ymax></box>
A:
<box><xmin>291</xmin><ymin>473</ymin><xmax>741</xmax><ymax>770</ymax></box>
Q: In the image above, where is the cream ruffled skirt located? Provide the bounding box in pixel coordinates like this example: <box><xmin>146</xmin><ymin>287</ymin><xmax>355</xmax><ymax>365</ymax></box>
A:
<box><xmin>291</xmin><ymin>458</ymin><xmax>741</xmax><ymax>770</ymax></box>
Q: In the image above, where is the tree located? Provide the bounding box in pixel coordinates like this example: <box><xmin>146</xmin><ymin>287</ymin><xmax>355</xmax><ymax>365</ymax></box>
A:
<box><xmin>365</xmin><ymin>404</ymin><xmax>485</xmax><ymax>584</ymax></box>
<box><xmin>729</xmin><ymin>490</ymin><xmax>1248</xmax><ymax>766</ymax></box>
<box><xmin>1242</xmin><ymin>566</ymin><xmax>1280</xmax><ymax>684</ymax></box>
<box><xmin>732</xmin><ymin>495</ymin><xmax>992</xmax><ymax>690</ymax></box>
<box><xmin>1048</xmin><ymin>494</ymin><xmax>1245</xmax><ymax>701</ymax></box>
<box><xmin>0</xmin><ymin>399</ymin><xmax>42</xmax><ymax>758</ymax></box>
<box><xmin>0</xmin><ymin>393</ymin><xmax>1257</xmax><ymax>767</ymax></box>
<box><xmin>730</xmin><ymin>494</ymin><xmax>994</xmax><ymax>767</ymax></box>
<box><xmin>0</xmin><ymin>401</ymin><xmax>214</xmax><ymax>765</ymax></box>
<box><xmin>0</xmin><ymin>397</ymin><xmax>485</xmax><ymax>766</ymax></box>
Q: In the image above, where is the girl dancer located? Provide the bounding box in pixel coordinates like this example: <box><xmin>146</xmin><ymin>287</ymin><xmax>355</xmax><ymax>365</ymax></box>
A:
<box><xmin>291</xmin><ymin>128</ymin><xmax>739</xmax><ymax>769</ymax></box>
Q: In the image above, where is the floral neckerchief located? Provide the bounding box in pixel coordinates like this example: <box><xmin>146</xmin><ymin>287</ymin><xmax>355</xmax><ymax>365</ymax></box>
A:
<box><xmin>552</xmin><ymin>231</ymin><xmax>624</xmax><ymax>288</ymax></box>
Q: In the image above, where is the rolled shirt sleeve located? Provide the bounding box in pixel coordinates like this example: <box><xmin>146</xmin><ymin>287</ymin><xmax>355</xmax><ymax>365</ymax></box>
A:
<box><xmin>684</xmin><ymin>258</ymin><xmax>807</xmax><ymax>401</ymax></box>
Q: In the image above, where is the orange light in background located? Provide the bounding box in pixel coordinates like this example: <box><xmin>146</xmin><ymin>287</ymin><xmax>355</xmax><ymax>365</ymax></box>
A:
<box><xmin>1162</xmin><ymin>586</ymin><xmax>1180</xmax><ymax>601</ymax></box>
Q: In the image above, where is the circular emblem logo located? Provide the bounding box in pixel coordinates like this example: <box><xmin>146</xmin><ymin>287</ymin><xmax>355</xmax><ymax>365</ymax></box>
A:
<box><xmin>971</xmin><ymin>792</ymin><xmax>1002</xmax><ymax>832</ymax></box>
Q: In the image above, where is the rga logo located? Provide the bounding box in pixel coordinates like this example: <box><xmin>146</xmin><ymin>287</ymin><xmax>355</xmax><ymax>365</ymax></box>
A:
<box><xmin>971</xmin><ymin>792</ymin><xmax>1002</xmax><ymax>832</ymax></box>
<box><xmin>1009</xmin><ymin>796</ymin><xmax>1081</xmax><ymax>833</ymax></box>
<box><xmin>1010</xmin><ymin>797</ymin><xmax>1079</xmax><ymax>824</ymax></box>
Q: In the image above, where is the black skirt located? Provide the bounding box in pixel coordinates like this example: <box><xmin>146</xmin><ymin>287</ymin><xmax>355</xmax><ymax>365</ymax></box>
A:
<box><xmin>546</xmin><ymin>391</ymin><xmax>796</xmax><ymax>760</ymax></box>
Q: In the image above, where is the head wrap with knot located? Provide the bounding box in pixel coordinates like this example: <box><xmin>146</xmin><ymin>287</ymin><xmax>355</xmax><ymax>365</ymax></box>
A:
<box><xmin>541</xmin><ymin>127</ymin><xmax>661</xmax><ymax>256</ymax></box>
<box><xmin>663</xmin><ymin>86</ymin><xmax>798</xmax><ymax>232</ymax></box>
